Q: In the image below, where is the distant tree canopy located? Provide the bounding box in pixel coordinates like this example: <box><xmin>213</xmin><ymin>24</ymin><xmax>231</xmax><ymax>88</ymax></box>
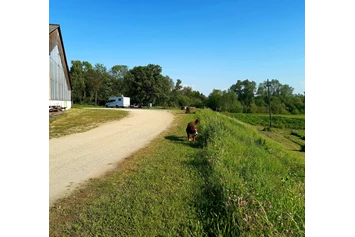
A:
<box><xmin>123</xmin><ymin>64</ymin><xmax>173</xmax><ymax>105</ymax></box>
<box><xmin>69</xmin><ymin>61</ymin><xmax>304</xmax><ymax>114</ymax></box>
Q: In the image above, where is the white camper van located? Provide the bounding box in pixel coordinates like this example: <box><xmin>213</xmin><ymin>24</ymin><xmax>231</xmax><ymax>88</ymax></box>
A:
<box><xmin>105</xmin><ymin>96</ymin><xmax>130</xmax><ymax>108</ymax></box>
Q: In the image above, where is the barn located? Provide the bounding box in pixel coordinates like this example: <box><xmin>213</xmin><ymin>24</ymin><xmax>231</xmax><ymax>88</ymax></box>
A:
<box><xmin>49</xmin><ymin>24</ymin><xmax>72</xmax><ymax>110</ymax></box>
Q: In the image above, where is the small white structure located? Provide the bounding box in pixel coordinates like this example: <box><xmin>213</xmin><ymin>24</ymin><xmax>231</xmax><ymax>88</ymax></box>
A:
<box><xmin>105</xmin><ymin>96</ymin><xmax>130</xmax><ymax>108</ymax></box>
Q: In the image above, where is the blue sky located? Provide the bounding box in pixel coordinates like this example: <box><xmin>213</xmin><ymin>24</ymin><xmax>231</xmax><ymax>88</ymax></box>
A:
<box><xmin>49</xmin><ymin>0</ymin><xmax>305</xmax><ymax>96</ymax></box>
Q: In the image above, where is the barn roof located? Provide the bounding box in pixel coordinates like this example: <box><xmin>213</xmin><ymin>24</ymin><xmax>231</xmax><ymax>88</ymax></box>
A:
<box><xmin>49</xmin><ymin>24</ymin><xmax>59</xmax><ymax>34</ymax></box>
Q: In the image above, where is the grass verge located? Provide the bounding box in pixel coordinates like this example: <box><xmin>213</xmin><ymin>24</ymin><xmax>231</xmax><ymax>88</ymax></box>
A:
<box><xmin>49</xmin><ymin>108</ymin><xmax>128</xmax><ymax>139</ymax></box>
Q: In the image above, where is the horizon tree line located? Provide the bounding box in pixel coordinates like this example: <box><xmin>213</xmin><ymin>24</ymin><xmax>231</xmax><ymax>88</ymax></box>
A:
<box><xmin>69</xmin><ymin>60</ymin><xmax>305</xmax><ymax>114</ymax></box>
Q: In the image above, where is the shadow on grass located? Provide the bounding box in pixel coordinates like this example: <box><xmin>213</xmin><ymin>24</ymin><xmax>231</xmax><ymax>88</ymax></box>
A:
<box><xmin>164</xmin><ymin>135</ymin><xmax>200</xmax><ymax>148</ymax></box>
<box><xmin>292</xmin><ymin>149</ymin><xmax>305</xmax><ymax>153</ymax></box>
<box><xmin>165</xmin><ymin>135</ymin><xmax>185</xmax><ymax>142</ymax></box>
<box><xmin>182</xmin><ymin>151</ymin><xmax>240</xmax><ymax>236</ymax></box>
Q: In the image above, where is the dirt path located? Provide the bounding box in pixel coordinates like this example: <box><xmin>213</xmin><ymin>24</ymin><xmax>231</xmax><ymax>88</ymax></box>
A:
<box><xmin>49</xmin><ymin>108</ymin><xmax>174</xmax><ymax>207</ymax></box>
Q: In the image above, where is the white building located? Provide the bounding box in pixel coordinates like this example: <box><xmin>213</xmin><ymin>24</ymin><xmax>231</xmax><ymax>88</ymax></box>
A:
<box><xmin>49</xmin><ymin>24</ymin><xmax>72</xmax><ymax>109</ymax></box>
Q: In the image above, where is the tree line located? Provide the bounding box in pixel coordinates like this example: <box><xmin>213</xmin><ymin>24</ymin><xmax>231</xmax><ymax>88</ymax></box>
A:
<box><xmin>69</xmin><ymin>61</ymin><xmax>305</xmax><ymax>114</ymax></box>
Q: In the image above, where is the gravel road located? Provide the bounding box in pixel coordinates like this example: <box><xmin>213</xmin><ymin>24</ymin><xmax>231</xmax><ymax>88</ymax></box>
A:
<box><xmin>49</xmin><ymin>108</ymin><xmax>174</xmax><ymax>207</ymax></box>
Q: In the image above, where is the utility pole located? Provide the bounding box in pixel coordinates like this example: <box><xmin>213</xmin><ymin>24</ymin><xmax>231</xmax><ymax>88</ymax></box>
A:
<box><xmin>265</xmin><ymin>79</ymin><xmax>272</xmax><ymax>128</ymax></box>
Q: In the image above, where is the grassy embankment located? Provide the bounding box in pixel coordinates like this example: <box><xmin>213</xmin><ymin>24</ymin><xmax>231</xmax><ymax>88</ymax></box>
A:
<box><xmin>49</xmin><ymin>109</ymin><xmax>305</xmax><ymax>236</ymax></box>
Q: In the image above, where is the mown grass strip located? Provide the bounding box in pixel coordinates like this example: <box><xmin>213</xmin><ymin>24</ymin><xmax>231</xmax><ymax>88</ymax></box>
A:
<box><xmin>49</xmin><ymin>108</ymin><xmax>128</xmax><ymax>139</ymax></box>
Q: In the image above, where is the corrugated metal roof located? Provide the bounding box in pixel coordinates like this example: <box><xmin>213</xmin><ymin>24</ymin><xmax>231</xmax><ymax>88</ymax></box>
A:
<box><xmin>49</xmin><ymin>24</ymin><xmax>59</xmax><ymax>34</ymax></box>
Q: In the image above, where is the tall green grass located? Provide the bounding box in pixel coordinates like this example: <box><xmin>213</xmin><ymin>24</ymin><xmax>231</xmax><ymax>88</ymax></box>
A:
<box><xmin>195</xmin><ymin>110</ymin><xmax>305</xmax><ymax>236</ymax></box>
<box><xmin>49</xmin><ymin>109</ymin><xmax>305</xmax><ymax>236</ymax></box>
<box><xmin>223</xmin><ymin>113</ymin><xmax>305</xmax><ymax>130</ymax></box>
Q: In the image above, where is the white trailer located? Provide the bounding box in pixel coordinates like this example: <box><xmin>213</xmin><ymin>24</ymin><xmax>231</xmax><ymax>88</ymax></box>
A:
<box><xmin>105</xmin><ymin>96</ymin><xmax>130</xmax><ymax>108</ymax></box>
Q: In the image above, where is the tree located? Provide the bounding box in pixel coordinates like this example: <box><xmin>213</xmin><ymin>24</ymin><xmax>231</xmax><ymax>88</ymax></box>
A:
<box><xmin>221</xmin><ymin>90</ymin><xmax>243</xmax><ymax>113</ymax></box>
<box><xmin>177</xmin><ymin>94</ymin><xmax>193</xmax><ymax>107</ymax></box>
<box><xmin>69</xmin><ymin>60</ymin><xmax>86</xmax><ymax>104</ymax></box>
<box><xmin>174</xmin><ymin>79</ymin><xmax>183</xmax><ymax>92</ymax></box>
<box><xmin>289</xmin><ymin>94</ymin><xmax>305</xmax><ymax>114</ymax></box>
<box><xmin>189</xmin><ymin>91</ymin><xmax>207</xmax><ymax>108</ymax></box>
<box><xmin>229</xmin><ymin>79</ymin><xmax>257</xmax><ymax>112</ymax></box>
<box><xmin>270</xmin><ymin>96</ymin><xmax>287</xmax><ymax>114</ymax></box>
<box><xmin>109</xmin><ymin>65</ymin><xmax>129</xmax><ymax>96</ymax></box>
<box><xmin>124</xmin><ymin>64</ymin><xmax>166</xmax><ymax>105</ymax></box>
<box><xmin>156</xmin><ymin>75</ymin><xmax>174</xmax><ymax>106</ymax></box>
<box><xmin>87</xmin><ymin>63</ymin><xmax>109</xmax><ymax>106</ymax></box>
<box><xmin>253</xmin><ymin>96</ymin><xmax>268</xmax><ymax>113</ymax></box>
<box><xmin>206</xmin><ymin>89</ymin><xmax>223</xmax><ymax>111</ymax></box>
<box><xmin>256</xmin><ymin>79</ymin><xmax>298</xmax><ymax>114</ymax></box>
<box><xmin>69</xmin><ymin>60</ymin><xmax>95</xmax><ymax>104</ymax></box>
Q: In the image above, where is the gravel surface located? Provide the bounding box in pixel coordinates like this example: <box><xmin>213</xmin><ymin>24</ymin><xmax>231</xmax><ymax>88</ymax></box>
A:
<box><xmin>49</xmin><ymin>108</ymin><xmax>174</xmax><ymax>207</ymax></box>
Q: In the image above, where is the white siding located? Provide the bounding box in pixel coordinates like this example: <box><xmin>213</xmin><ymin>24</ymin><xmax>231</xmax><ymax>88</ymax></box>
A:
<box><xmin>49</xmin><ymin>45</ymin><xmax>71</xmax><ymax>102</ymax></box>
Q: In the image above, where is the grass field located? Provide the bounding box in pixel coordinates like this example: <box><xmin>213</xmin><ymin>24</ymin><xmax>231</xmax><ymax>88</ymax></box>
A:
<box><xmin>49</xmin><ymin>109</ymin><xmax>305</xmax><ymax>236</ymax></box>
